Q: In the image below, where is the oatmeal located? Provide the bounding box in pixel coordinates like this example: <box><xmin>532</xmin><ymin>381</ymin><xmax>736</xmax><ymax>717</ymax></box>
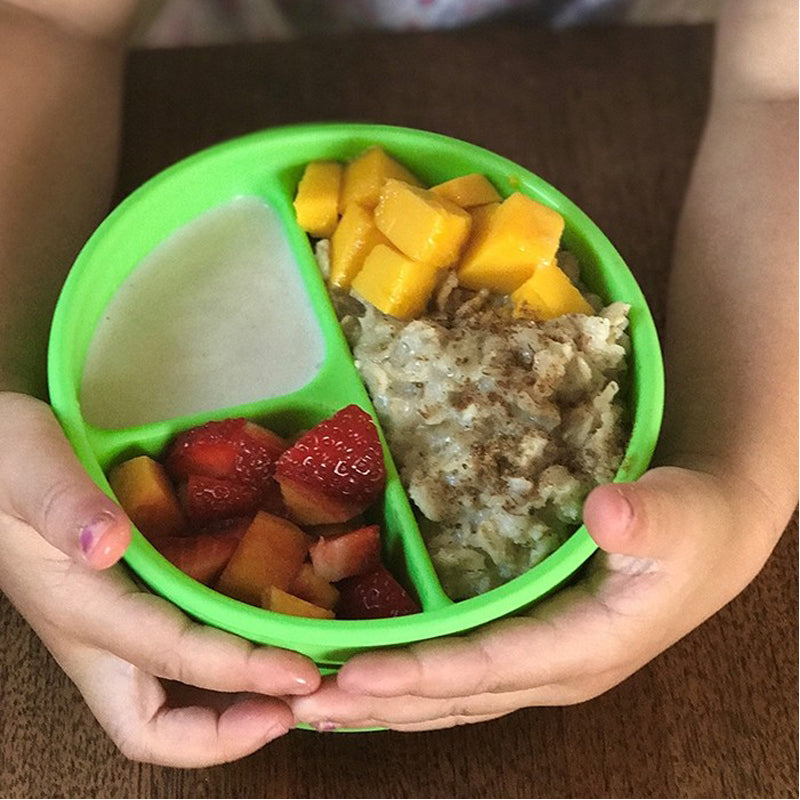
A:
<box><xmin>338</xmin><ymin>286</ymin><xmax>630</xmax><ymax>599</ymax></box>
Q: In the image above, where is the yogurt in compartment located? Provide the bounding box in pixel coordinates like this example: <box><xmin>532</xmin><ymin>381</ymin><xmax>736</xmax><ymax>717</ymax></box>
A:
<box><xmin>81</xmin><ymin>197</ymin><xmax>325</xmax><ymax>428</ymax></box>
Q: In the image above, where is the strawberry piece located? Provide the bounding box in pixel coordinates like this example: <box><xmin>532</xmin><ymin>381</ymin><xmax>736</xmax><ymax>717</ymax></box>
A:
<box><xmin>165</xmin><ymin>418</ymin><xmax>287</xmax><ymax>497</ymax></box>
<box><xmin>335</xmin><ymin>564</ymin><xmax>420</xmax><ymax>619</ymax></box>
<box><xmin>154</xmin><ymin>531</ymin><xmax>240</xmax><ymax>586</ymax></box>
<box><xmin>309</xmin><ymin>524</ymin><xmax>381</xmax><ymax>582</ymax></box>
<box><xmin>165</xmin><ymin>418</ymin><xmax>244</xmax><ymax>481</ymax></box>
<box><xmin>275</xmin><ymin>405</ymin><xmax>386</xmax><ymax>524</ymax></box>
<box><xmin>180</xmin><ymin>474</ymin><xmax>261</xmax><ymax>522</ymax></box>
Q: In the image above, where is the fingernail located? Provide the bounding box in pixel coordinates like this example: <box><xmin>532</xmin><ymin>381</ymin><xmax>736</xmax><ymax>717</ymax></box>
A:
<box><xmin>614</xmin><ymin>487</ymin><xmax>634</xmax><ymax>531</ymax></box>
<box><xmin>79</xmin><ymin>512</ymin><xmax>116</xmax><ymax>560</ymax></box>
<box><xmin>313</xmin><ymin>720</ymin><xmax>340</xmax><ymax>733</ymax></box>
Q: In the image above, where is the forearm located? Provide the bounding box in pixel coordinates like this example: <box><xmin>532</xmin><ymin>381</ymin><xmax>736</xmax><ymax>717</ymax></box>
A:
<box><xmin>661</xmin><ymin>1</ymin><xmax>798</xmax><ymax>555</ymax></box>
<box><xmin>0</xmin><ymin>4</ymin><xmax>131</xmax><ymax>396</ymax></box>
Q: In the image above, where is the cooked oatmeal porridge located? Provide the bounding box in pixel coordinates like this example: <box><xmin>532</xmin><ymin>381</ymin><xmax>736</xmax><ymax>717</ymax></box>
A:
<box><xmin>324</xmin><ymin>248</ymin><xmax>630</xmax><ymax>600</ymax></box>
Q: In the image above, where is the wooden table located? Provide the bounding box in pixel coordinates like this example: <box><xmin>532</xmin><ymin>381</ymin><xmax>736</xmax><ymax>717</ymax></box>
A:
<box><xmin>2</xmin><ymin>22</ymin><xmax>797</xmax><ymax>799</ymax></box>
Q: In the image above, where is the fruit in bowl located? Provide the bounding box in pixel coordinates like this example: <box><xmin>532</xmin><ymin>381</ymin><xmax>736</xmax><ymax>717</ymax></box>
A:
<box><xmin>108</xmin><ymin>405</ymin><xmax>419</xmax><ymax>621</ymax></box>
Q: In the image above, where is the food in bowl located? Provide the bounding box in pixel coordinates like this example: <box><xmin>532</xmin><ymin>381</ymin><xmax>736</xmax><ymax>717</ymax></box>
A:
<box><xmin>294</xmin><ymin>147</ymin><xmax>631</xmax><ymax>599</ymax></box>
<box><xmin>107</xmin><ymin>406</ymin><xmax>419</xmax><ymax>619</ymax></box>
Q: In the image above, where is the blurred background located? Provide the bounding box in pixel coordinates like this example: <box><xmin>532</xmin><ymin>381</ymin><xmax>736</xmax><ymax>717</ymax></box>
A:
<box><xmin>131</xmin><ymin>0</ymin><xmax>722</xmax><ymax>48</ymax></box>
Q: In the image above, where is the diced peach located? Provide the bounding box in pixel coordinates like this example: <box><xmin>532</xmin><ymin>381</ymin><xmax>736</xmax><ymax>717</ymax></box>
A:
<box><xmin>431</xmin><ymin>173</ymin><xmax>501</xmax><ymax>208</ymax></box>
<box><xmin>262</xmin><ymin>586</ymin><xmax>335</xmax><ymax>620</ymax></box>
<box><xmin>277</xmin><ymin>474</ymin><xmax>365</xmax><ymax>525</ymax></box>
<box><xmin>293</xmin><ymin>161</ymin><xmax>342</xmax><ymax>238</ymax></box>
<box><xmin>108</xmin><ymin>455</ymin><xmax>184</xmax><ymax>538</ymax></box>
<box><xmin>457</xmin><ymin>192</ymin><xmax>565</xmax><ymax>293</ymax></box>
<box><xmin>351</xmin><ymin>243</ymin><xmax>441</xmax><ymax>320</ymax></box>
<box><xmin>215</xmin><ymin>511</ymin><xmax>309</xmax><ymax>605</ymax></box>
<box><xmin>511</xmin><ymin>262</ymin><xmax>594</xmax><ymax>320</ymax></box>
<box><xmin>374</xmin><ymin>180</ymin><xmax>472</xmax><ymax>268</ymax></box>
<box><xmin>340</xmin><ymin>146</ymin><xmax>422</xmax><ymax>210</ymax></box>
<box><xmin>289</xmin><ymin>563</ymin><xmax>340</xmax><ymax>610</ymax></box>
<box><xmin>329</xmin><ymin>202</ymin><xmax>390</xmax><ymax>289</ymax></box>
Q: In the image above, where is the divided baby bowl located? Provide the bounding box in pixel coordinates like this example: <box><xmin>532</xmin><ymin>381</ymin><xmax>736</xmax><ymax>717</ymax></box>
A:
<box><xmin>48</xmin><ymin>123</ymin><xmax>664</xmax><ymax>667</ymax></box>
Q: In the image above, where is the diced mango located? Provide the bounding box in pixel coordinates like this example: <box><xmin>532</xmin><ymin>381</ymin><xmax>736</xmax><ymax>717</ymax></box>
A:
<box><xmin>289</xmin><ymin>563</ymin><xmax>340</xmax><ymax>610</ymax></box>
<box><xmin>340</xmin><ymin>146</ymin><xmax>422</xmax><ymax>210</ymax></box>
<box><xmin>108</xmin><ymin>455</ymin><xmax>184</xmax><ymax>538</ymax></box>
<box><xmin>329</xmin><ymin>203</ymin><xmax>390</xmax><ymax>289</ymax></box>
<box><xmin>468</xmin><ymin>201</ymin><xmax>500</xmax><ymax>233</ymax></box>
<box><xmin>457</xmin><ymin>192</ymin><xmax>565</xmax><ymax>293</ymax></box>
<box><xmin>215</xmin><ymin>511</ymin><xmax>309</xmax><ymax>605</ymax></box>
<box><xmin>511</xmin><ymin>262</ymin><xmax>594</xmax><ymax>320</ymax></box>
<box><xmin>262</xmin><ymin>585</ymin><xmax>335</xmax><ymax>620</ymax></box>
<box><xmin>293</xmin><ymin>161</ymin><xmax>342</xmax><ymax>238</ymax></box>
<box><xmin>375</xmin><ymin>180</ymin><xmax>472</xmax><ymax>268</ymax></box>
<box><xmin>351</xmin><ymin>243</ymin><xmax>440</xmax><ymax>319</ymax></box>
<box><xmin>431</xmin><ymin>173</ymin><xmax>502</xmax><ymax>208</ymax></box>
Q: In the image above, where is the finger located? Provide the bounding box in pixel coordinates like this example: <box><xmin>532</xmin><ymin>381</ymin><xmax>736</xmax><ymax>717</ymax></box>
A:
<box><xmin>0</xmin><ymin>394</ymin><xmax>130</xmax><ymax>568</ymax></box>
<box><xmin>68</xmin><ymin>648</ymin><xmax>293</xmax><ymax>767</ymax></box>
<box><xmin>77</xmin><ymin>569</ymin><xmax>321</xmax><ymax>696</ymax></box>
<box><xmin>332</xmin><ymin>587</ymin><xmax>622</xmax><ymax>699</ymax></box>
<box><xmin>583</xmin><ymin>466</ymin><xmax>725</xmax><ymax>561</ymax></box>
<box><xmin>291</xmin><ymin>677</ymin><xmax>566</xmax><ymax>731</ymax></box>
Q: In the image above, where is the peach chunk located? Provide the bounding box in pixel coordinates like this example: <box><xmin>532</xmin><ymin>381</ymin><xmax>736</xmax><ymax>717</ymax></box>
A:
<box><xmin>215</xmin><ymin>511</ymin><xmax>309</xmax><ymax>605</ymax></box>
<box><xmin>108</xmin><ymin>455</ymin><xmax>184</xmax><ymax>538</ymax></box>
<box><xmin>262</xmin><ymin>586</ymin><xmax>335</xmax><ymax>620</ymax></box>
<box><xmin>288</xmin><ymin>563</ymin><xmax>340</xmax><ymax>610</ymax></box>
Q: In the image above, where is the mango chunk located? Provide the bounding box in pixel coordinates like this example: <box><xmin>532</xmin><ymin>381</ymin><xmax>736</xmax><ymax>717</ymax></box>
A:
<box><xmin>216</xmin><ymin>511</ymin><xmax>309</xmax><ymax>605</ymax></box>
<box><xmin>431</xmin><ymin>173</ymin><xmax>502</xmax><ymax>208</ymax></box>
<box><xmin>262</xmin><ymin>585</ymin><xmax>335</xmax><ymax>620</ymax></box>
<box><xmin>511</xmin><ymin>262</ymin><xmax>594</xmax><ymax>320</ymax></box>
<box><xmin>351</xmin><ymin>243</ymin><xmax>440</xmax><ymax>319</ymax></box>
<box><xmin>457</xmin><ymin>192</ymin><xmax>565</xmax><ymax>293</ymax></box>
<box><xmin>108</xmin><ymin>455</ymin><xmax>184</xmax><ymax>538</ymax></box>
<box><xmin>340</xmin><ymin>146</ymin><xmax>422</xmax><ymax>210</ymax></box>
<box><xmin>293</xmin><ymin>161</ymin><xmax>342</xmax><ymax>238</ymax></box>
<box><xmin>375</xmin><ymin>179</ymin><xmax>472</xmax><ymax>268</ymax></box>
<box><xmin>329</xmin><ymin>203</ymin><xmax>390</xmax><ymax>289</ymax></box>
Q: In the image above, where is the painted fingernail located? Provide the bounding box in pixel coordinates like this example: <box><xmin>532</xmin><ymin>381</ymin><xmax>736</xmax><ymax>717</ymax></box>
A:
<box><xmin>79</xmin><ymin>512</ymin><xmax>116</xmax><ymax>560</ymax></box>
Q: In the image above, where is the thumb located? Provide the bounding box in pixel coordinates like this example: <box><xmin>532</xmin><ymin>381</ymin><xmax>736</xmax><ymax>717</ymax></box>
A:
<box><xmin>583</xmin><ymin>466</ymin><xmax>725</xmax><ymax>561</ymax></box>
<box><xmin>0</xmin><ymin>394</ymin><xmax>131</xmax><ymax>569</ymax></box>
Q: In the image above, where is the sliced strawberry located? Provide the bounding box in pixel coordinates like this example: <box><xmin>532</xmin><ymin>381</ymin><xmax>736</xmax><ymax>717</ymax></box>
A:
<box><xmin>235</xmin><ymin>421</ymin><xmax>288</xmax><ymax>493</ymax></box>
<box><xmin>180</xmin><ymin>474</ymin><xmax>261</xmax><ymax>522</ymax></box>
<box><xmin>309</xmin><ymin>524</ymin><xmax>381</xmax><ymax>582</ymax></box>
<box><xmin>154</xmin><ymin>531</ymin><xmax>240</xmax><ymax>586</ymax></box>
<box><xmin>335</xmin><ymin>564</ymin><xmax>420</xmax><ymax>619</ymax></box>
<box><xmin>165</xmin><ymin>418</ymin><xmax>287</xmax><ymax>497</ymax></box>
<box><xmin>275</xmin><ymin>405</ymin><xmax>386</xmax><ymax>524</ymax></box>
<box><xmin>165</xmin><ymin>418</ymin><xmax>244</xmax><ymax>481</ymax></box>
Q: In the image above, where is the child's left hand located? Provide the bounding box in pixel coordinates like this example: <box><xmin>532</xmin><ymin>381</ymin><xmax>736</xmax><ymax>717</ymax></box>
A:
<box><xmin>290</xmin><ymin>465</ymin><xmax>782</xmax><ymax>731</ymax></box>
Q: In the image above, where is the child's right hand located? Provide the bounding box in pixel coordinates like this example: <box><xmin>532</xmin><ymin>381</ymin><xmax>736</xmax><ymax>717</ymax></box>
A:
<box><xmin>0</xmin><ymin>392</ymin><xmax>320</xmax><ymax>766</ymax></box>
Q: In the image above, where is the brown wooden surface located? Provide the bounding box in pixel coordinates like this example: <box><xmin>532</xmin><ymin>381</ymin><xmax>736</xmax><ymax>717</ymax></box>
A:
<box><xmin>1</xmin><ymin>22</ymin><xmax>797</xmax><ymax>799</ymax></box>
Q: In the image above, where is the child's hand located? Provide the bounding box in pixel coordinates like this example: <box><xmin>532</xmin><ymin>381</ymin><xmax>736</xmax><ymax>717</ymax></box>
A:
<box><xmin>290</xmin><ymin>464</ymin><xmax>781</xmax><ymax>731</ymax></box>
<box><xmin>0</xmin><ymin>393</ymin><xmax>320</xmax><ymax>766</ymax></box>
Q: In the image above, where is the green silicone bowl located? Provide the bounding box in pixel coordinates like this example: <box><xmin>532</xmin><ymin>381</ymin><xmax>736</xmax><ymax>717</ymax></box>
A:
<box><xmin>48</xmin><ymin>123</ymin><xmax>664</xmax><ymax>667</ymax></box>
